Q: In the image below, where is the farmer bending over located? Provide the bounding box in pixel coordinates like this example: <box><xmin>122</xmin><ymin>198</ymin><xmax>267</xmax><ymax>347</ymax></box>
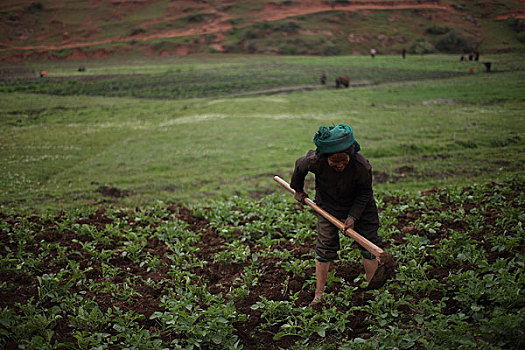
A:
<box><xmin>290</xmin><ymin>124</ymin><xmax>383</xmax><ymax>305</ymax></box>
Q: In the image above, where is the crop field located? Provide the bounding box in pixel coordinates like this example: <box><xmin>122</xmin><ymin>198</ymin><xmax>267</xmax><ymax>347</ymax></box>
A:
<box><xmin>0</xmin><ymin>53</ymin><xmax>524</xmax><ymax>349</ymax></box>
<box><xmin>1</xmin><ymin>180</ymin><xmax>523</xmax><ymax>349</ymax></box>
<box><xmin>1</xmin><ymin>54</ymin><xmax>524</xmax><ymax>100</ymax></box>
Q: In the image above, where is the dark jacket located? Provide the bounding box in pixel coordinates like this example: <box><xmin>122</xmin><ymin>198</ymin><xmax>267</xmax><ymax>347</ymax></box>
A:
<box><xmin>290</xmin><ymin>149</ymin><xmax>378</xmax><ymax>223</ymax></box>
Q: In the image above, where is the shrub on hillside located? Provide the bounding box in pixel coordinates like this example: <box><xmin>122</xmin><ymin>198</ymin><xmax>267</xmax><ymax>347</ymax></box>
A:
<box><xmin>276</xmin><ymin>20</ymin><xmax>300</xmax><ymax>34</ymax></box>
<box><xmin>277</xmin><ymin>39</ymin><xmax>302</xmax><ymax>55</ymax></box>
<box><xmin>130</xmin><ymin>28</ymin><xmax>146</xmax><ymax>36</ymax></box>
<box><xmin>320</xmin><ymin>42</ymin><xmax>341</xmax><ymax>56</ymax></box>
<box><xmin>275</xmin><ymin>37</ymin><xmax>339</xmax><ymax>55</ymax></box>
<box><xmin>243</xmin><ymin>29</ymin><xmax>262</xmax><ymax>40</ymax></box>
<box><xmin>242</xmin><ymin>21</ymin><xmax>300</xmax><ymax>40</ymax></box>
<box><xmin>27</xmin><ymin>2</ymin><xmax>43</xmax><ymax>13</ymax></box>
<box><xmin>253</xmin><ymin>21</ymin><xmax>272</xmax><ymax>31</ymax></box>
<box><xmin>242</xmin><ymin>22</ymin><xmax>270</xmax><ymax>40</ymax></box>
<box><xmin>409</xmin><ymin>38</ymin><xmax>436</xmax><ymax>54</ymax></box>
<box><xmin>435</xmin><ymin>31</ymin><xmax>471</xmax><ymax>53</ymax></box>
<box><xmin>245</xmin><ymin>41</ymin><xmax>259</xmax><ymax>53</ymax></box>
<box><xmin>425</xmin><ymin>25</ymin><xmax>450</xmax><ymax>35</ymax></box>
<box><xmin>513</xmin><ymin>18</ymin><xmax>525</xmax><ymax>33</ymax></box>
<box><xmin>513</xmin><ymin>19</ymin><xmax>525</xmax><ymax>42</ymax></box>
<box><xmin>185</xmin><ymin>13</ymin><xmax>216</xmax><ymax>23</ymax></box>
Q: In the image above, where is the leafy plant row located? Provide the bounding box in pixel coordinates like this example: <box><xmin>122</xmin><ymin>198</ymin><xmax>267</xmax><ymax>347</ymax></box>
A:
<box><xmin>0</xmin><ymin>176</ymin><xmax>523</xmax><ymax>349</ymax></box>
<box><xmin>0</xmin><ymin>64</ymin><xmax>467</xmax><ymax>100</ymax></box>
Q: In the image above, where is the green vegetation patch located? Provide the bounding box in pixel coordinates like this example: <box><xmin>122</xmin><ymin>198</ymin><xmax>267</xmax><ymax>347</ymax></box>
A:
<box><xmin>0</xmin><ymin>56</ymin><xmax>482</xmax><ymax>99</ymax></box>
<box><xmin>0</xmin><ymin>178</ymin><xmax>523</xmax><ymax>348</ymax></box>
<box><xmin>0</xmin><ymin>50</ymin><xmax>524</xmax><ymax>349</ymax></box>
<box><xmin>0</xmin><ymin>54</ymin><xmax>523</xmax><ymax>215</ymax></box>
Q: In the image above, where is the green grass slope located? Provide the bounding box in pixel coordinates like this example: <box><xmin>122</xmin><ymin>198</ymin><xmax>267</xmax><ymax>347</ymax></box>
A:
<box><xmin>0</xmin><ymin>53</ymin><xmax>523</xmax><ymax>214</ymax></box>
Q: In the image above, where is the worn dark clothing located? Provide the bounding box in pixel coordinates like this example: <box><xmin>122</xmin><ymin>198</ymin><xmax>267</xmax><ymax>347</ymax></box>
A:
<box><xmin>290</xmin><ymin>149</ymin><xmax>381</xmax><ymax>261</ymax></box>
<box><xmin>316</xmin><ymin>213</ymin><xmax>381</xmax><ymax>261</ymax></box>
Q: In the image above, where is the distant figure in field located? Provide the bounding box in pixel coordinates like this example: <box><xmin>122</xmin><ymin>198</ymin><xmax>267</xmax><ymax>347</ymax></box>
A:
<box><xmin>39</xmin><ymin>71</ymin><xmax>48</xmax><ymax>77</ymax></box>
<box><xmin>468</xmin><ymin>52</ymin><xmax>473</xmax><ymax>61</ymax></box>
<box><xmin>370</xmin><ymin>48</ymin><xmax>376</xmax><ymax>58</ymax></box>
<box><xmin>402</xmin><ymin>48</ymin><xmax>406</xmax><ymax>59</ymax></box>
<box><xmin>483</xmin><ymin>62</ymin><xmax>492</xmax><ymax>73</ymax></box>
<box><xmin>320</xmin><ymin>72</ymin><xmax>326</xmax><ymax>85</ymax></box>
<box><xmin>335</xmin><ymin>76</ymin><xmax>349</xmax><ymax>88</ymax></box>
<box><xmin>78</xmin><ymin>66</ymin><xmax>86</xmax><ymax>72</ymax></box>
<box><xmin>474</xmin><ymin>51</ymin><xmax>480</xmax><ymax>61</ymax></box>
<box><xmin>460</xmin><ymin>55</ymin><xmax>465</xmax><ymax>61</ymax></box>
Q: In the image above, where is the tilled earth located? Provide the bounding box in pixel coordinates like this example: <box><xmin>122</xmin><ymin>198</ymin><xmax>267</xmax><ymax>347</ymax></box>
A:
<box><xmin>1</xmin><ymin>181</ymin><xmax>523</xmax><ymax>348</ymax></box>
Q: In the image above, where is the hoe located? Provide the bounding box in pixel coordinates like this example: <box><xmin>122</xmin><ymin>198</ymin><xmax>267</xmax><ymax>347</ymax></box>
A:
<box><xmin>274</xmin><ymin>175</ymin><xmax>395</xmax><ymax>289</ymax></box>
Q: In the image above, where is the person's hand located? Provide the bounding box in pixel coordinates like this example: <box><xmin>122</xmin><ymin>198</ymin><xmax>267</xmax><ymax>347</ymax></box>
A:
<box><xmin>294</xmin><ymin>191</ymin><xmax>308</xmax><ymax>204</ymax></box>
<box><xmin>343</xmin><ymin>217</ymin><xmax>355</xmax><ymax>232</ymax></box>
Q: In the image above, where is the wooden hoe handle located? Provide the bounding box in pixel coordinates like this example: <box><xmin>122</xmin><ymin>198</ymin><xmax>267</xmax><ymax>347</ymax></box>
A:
<box><xmin>273</xmin><ymin>175</ymin><xmax>384</xmax><ymax>258</ymax></box>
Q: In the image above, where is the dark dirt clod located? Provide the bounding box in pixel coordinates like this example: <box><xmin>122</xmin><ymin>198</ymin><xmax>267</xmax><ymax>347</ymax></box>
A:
<box><xmin>379</xmin><ymin>251</ymin><xmax>395</xmax><ymax>267</ymax></box>
<box><xmin>368</xmin><ymin>252</ymin><xmax>396</xmax><ymax>290</ymax></box>
<box><xmin>2</xmin><ymin>179</ymin><xmax>522</xmax><ymax>348</ymax></box>
<box><xmin>95</xmin><ymin>186</ymin><xmax>129</xmax><ymax>198</ymax></box>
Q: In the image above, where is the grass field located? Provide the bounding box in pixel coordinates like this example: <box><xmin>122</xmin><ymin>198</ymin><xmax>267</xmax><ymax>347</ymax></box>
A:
<box><xmin>1</xmin><ymin>53</ymin><xmax>523</xmax><ymax>214</ymax></box>
<box><xmin>0</xmin><ymin>53</ymin><xmax>524</xmax><ymax>349</ymax></box>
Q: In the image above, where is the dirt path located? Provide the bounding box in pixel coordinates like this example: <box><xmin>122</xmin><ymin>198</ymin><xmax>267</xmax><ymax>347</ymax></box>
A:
<box><xmin>495</xmin><ymin>9</ymin><xmax>525</xmax><ymax>20</ymax></box>
<box><xmin>0</xmin><ymin>0</ymin><xmax>456</xmax><ymax>53</ymax></box>
<box><xmin>260</xmin><ymin>0</ymin><xmax>454</xmax><ymax>22</ymax></box>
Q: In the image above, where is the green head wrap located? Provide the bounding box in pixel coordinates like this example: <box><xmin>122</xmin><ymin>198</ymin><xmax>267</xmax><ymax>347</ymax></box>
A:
<box><xmin>313</xmin><ymin>124</ymin><xmax>360</xmax><ymax>154</ymax></box>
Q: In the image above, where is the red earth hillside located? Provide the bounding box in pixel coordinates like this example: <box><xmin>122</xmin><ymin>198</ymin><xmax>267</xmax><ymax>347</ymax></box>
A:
<box><xmin>1</xmin><ymin>0</ymin><xmax>524</xmax><ymax>60</ymax></box>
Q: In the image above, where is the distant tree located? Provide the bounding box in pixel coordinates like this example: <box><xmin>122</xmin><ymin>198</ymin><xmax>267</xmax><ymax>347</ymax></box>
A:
<box><xmin>320</xmin><ymin>42</ymin><xmax>340</xmax><ymax>56</ymax></box>
<box><xmin>513</xmin><ymin>18</ymin><xmax>525</xmax><ymax>33</ymax></box>
<box><xmin>409</xmin><ymin>38</ymin><xmax>436</xmax><ymax>54</ymax></box>
<box><xmin>513</xmin><ymin>19</ymin><xmax>525</xmax><ymax>42</ymax></box>
<box><xmin>130</xmin><ymin>28</ymin><xmax>146</xmax><ymax>36</ymax></box>
<box><xmin>27</xmin><ymin>2</ymin><xmax>43</xmax><ymax>13</ymax></box>
<box><xmin>436</xmin><ymin>31</ymin><xmax>471</xmax><ymax>53</ymax></box>
<box><xmin>425</xmin><ymin>25</ymin><xmax>450</xmax><ymax>35</ymax></box>
<box><xmin>277</xmin><ymin>21</ymin><xmax>300</xmax><ymax>34</ymax></box>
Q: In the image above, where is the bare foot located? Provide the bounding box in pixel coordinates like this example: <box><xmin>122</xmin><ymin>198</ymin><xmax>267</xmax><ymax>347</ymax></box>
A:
<box><xmin>309</xmin><ymin>294</ymin><xmax>323</xmax><ymax>307</ymax></box>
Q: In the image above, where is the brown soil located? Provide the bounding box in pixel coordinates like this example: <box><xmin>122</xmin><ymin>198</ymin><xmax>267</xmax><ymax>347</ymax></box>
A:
<box><xmin>0</xmin><ymin>202</ymin><xmax>364</xmax><ymax>348</ymax></box>
<box><xmin>1</xmin><ymin>180</ymin><xmax>522</xmax><ymax>348</ymax></box>
<box><xmin>95</xmin><ymin>185</ymin><xmax>130</xmax><ymax>198</ymax></box>
<box><xmin>494</xmin><ymin>9</ymin><xmax>525</xmax><ymax>20</ymax></box>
